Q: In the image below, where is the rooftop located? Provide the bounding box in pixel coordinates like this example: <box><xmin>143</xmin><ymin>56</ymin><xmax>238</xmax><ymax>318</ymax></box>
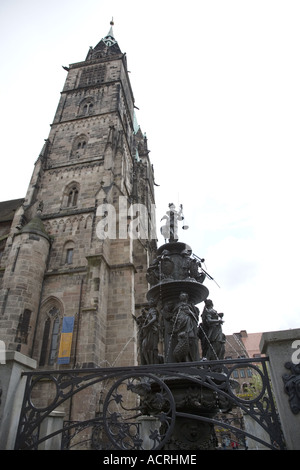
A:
<box><xmin>0</xmin><ymin>198</ymin><xmax>24</xmax><ymax>223</ymax></box>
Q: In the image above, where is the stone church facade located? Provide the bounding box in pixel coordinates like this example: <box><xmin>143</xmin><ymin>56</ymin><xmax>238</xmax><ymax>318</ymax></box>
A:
<box><xmin>0</xmin><ymin>24</ymin><xmax>157</xmax><ymax>371</ymax></box>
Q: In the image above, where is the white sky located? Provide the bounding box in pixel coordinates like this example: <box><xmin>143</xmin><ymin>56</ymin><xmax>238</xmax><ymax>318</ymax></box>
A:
<box><xmin>1</xmin><ymin>0</ymin><xmax>300</xmax><ymax>335</ymax></box>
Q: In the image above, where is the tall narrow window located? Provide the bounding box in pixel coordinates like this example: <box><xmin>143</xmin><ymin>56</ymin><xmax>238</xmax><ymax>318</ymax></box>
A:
<box><xmin>77</xmin><ymin>140</ymin><xmax>86</xmax><ymax>149</ymax></box>
<box><xmin>66</xmin><ymin>248</ymin><xmax>73</xmax><ymax>265</ymax></box>
<box><xmin>83</xmin><ymin>102</ymin><xmax>93</xmax><ymax>114</ymax></box>
<box><xmin>70</xmin><ymin>135</ymin><xmax>88</xmax><ymax>160</ymax></box>
<box><xmin>49</xmin><ymin>317</ymin><xmax>60</xmax><ymax>365</ymax></box>
<box><xmin>39</xmin><ymin>305</ymin><xmax>61</xmax><ymax>366</ymax></box>
<box><xmin>63</xmin><ymin>240</ymin><xmax>75</xmax><ymax>266</ymax></box>
<box><xmin>62</xmin><ymin>182</ymin><xmax>80</xmax><ymax>208</ymax></box>
<box><xmin>78</xmin><ymin>97</ymin><xmax>95</xmax><ymax>115</ymax></box>
<box><xmin>39</xmin><ymin>318</ymin><xmax>51</xmax><ymax>366</ymax></box>
<box><xmin>67</xmin><ymin>187</ymin><xmax>79</xmax><ymax>207</ymax></box>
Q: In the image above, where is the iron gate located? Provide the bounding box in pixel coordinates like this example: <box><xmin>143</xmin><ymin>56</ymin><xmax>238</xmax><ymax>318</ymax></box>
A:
<box><xmin>15</xmin><ymin>357</ymin><xmax>285</xmax><ymax>450</ymax></box>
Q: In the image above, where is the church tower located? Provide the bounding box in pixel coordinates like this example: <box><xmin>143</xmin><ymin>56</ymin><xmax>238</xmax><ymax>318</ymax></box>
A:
<box><xmin>0</xmin><ymin>22</ymin><xmax>157</xmax><ymax>370</ymax></box>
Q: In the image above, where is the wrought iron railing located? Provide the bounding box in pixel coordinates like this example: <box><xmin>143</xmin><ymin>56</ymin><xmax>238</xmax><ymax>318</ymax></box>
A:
<box><xmin>15</xmin><ymin>357</ymin><xmax>285</xmax><ymax>450</ymax></box>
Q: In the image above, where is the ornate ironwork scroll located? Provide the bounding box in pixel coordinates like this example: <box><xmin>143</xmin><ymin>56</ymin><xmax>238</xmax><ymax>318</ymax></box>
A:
<box><xmin>15</xmin><ymin>358</ymin><xmax>285</xmax><ymax>450</ymax></box>
<box><xmin>103</xmin><ymin>373</ymin><xmax>176</xmax><ymax>450</ymax></box>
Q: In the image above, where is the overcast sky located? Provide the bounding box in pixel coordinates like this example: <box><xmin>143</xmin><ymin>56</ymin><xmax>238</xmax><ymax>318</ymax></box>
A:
<box><xmin>1</xmin><ymin>0</ymin><xmax>300</xmax><ymax>335</ymax></box>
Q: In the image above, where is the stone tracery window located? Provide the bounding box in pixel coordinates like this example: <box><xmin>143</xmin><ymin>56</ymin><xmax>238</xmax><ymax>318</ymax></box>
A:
<box><xmin>78</xmin><ymin>65</ymin><xmax>106</xmax><ymax>88</ymax></box>
<box><xmin>71</xmin><ymin>134</ymin><xmax>88</xmax><ymax>159</ymax></box>
<box><xmin>78</xmin><ymin>97</ymin><xmax>95</xmax><ymax>116</ymax></box>
<box><xmin>39</xmin><ymin>303</ymin><xmax>62</xmax><ymax>366</ymax></box>
<box><xmin>62</xmin><ymin>182</ymin><xmax>80</xmax><ymax>208</ymax></box>
<box><xmin>49</xmin><ymin>314</ymin><xmax>60</xmax><ymax>365</ymax></box>
<box><xmin>83</xmin><ymin>102</ymin><xmax>93</xmax><ymax>114</ymax></box>
<box><xmin>67</xmin><ymin>187</ymin><xmax>79</xmax><ymax>207</ymax></box>
<box><xmin>77</xmin><ymin>140</ymin><xmax>86</xmax><ymax>150</ymax></box>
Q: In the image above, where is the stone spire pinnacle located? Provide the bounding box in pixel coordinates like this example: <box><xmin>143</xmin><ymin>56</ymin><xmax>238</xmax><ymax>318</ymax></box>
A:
<box><xmin>86</xmin><ymin>19</ymin><xmax>122</xmax><ymax>62</ymax></box>
<box><xmin>103</xmin><ymin>18</ymin><xmax>117</xmax><ymax>47</ymax></box>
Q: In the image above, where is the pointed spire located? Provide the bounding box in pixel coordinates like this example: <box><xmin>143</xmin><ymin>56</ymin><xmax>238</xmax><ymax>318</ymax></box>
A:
<box><xmin>108</xmin><ymin>18</ymin><xmax>114</xmax><ymax>37</ymax></box>
<box><xmin>103</xmin><ymin>18</ymin><xmax>117</xmax><ymax>47</ymax></box>
<box><xmin>89</xmin><ymin>19</ymin><xmax>122</xmax><ymax>59</ymax></box>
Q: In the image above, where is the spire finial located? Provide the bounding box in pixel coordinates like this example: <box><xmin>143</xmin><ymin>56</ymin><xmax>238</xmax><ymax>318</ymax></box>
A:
<box><xmin>101</xmin><ymin>18</ymin><xmax>117</xmax><ymax>47</ymax></box>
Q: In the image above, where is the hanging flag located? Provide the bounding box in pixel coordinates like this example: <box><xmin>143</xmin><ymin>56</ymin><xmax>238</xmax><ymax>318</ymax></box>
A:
<box><xmin>58</xmin><ymin>316</ymin><xmax>75</xmax><ymax>364</ymax></box>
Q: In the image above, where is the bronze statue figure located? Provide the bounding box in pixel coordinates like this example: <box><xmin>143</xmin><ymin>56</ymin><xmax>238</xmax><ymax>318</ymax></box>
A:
<box><xmin>198</xmin><ymin>299</ymin><xmax>225</xmax><ymax>360</ymax></box>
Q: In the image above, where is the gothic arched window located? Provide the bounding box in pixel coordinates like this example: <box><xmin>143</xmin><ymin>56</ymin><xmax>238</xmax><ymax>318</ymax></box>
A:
<box><xmin>63</xmin><ymin>240</ymin><xmax>75</xmax><ymax>265</ymax></box>
<box><xmin>67</xmin><ymin>187</ymin><xmax>79</xmax><ymax>207</ymax></box>
<box><xmin>70</xmin><ymin>134</ymin><xmax>88</xmax><ymax>159</ymax></box>
<box><xmin>39</xmin><ymin>305</ymin><xmax>61</xmax><ymax>366</ymax></box>
<box><xmin>62</xmin><ymin>182</ymin><xmax>80</xmax><ymax>209</ymax></box>
<box><xmin>49</xmin><ymin>316</ymin><xmax>60</xmax><ymax>365</ymax></box>
<box><xmin>83</xmin><ymin>102</ymin><xmax>93</xmax><ymax>114</ymax></box>
<box><xmin>77</xmin><ymin>140</ymin><xmax>86</xmax><ymax>150</ymax></box>
<box><xmin>78</xmin><ymin>97</ymin><xmax>95</xmax><ymax>116</ymax></box>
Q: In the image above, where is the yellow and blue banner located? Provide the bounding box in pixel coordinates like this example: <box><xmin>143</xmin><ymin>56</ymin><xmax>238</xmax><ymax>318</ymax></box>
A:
<box><xmin>58</xmin><ymin>316</ymin><xmax>75</xmax><ymax>364</ymax></box>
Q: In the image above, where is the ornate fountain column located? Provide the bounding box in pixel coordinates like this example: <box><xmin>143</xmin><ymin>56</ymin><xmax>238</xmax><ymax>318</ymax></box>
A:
<box><xmin>132</xmin><ymin>204</ymin><xmax>228</xmax><ymax>450</ymax></box>
<box><xmin>146</xmin><ymin>241</ymin><xmax>209</xmax><ymax>363</ymax></box>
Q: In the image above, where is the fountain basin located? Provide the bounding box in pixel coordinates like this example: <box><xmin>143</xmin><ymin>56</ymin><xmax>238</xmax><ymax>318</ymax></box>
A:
<box><xmin>147</xmin><ymin>279</ymin><xmax>209</xmax><ymax>305</ymax></box>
